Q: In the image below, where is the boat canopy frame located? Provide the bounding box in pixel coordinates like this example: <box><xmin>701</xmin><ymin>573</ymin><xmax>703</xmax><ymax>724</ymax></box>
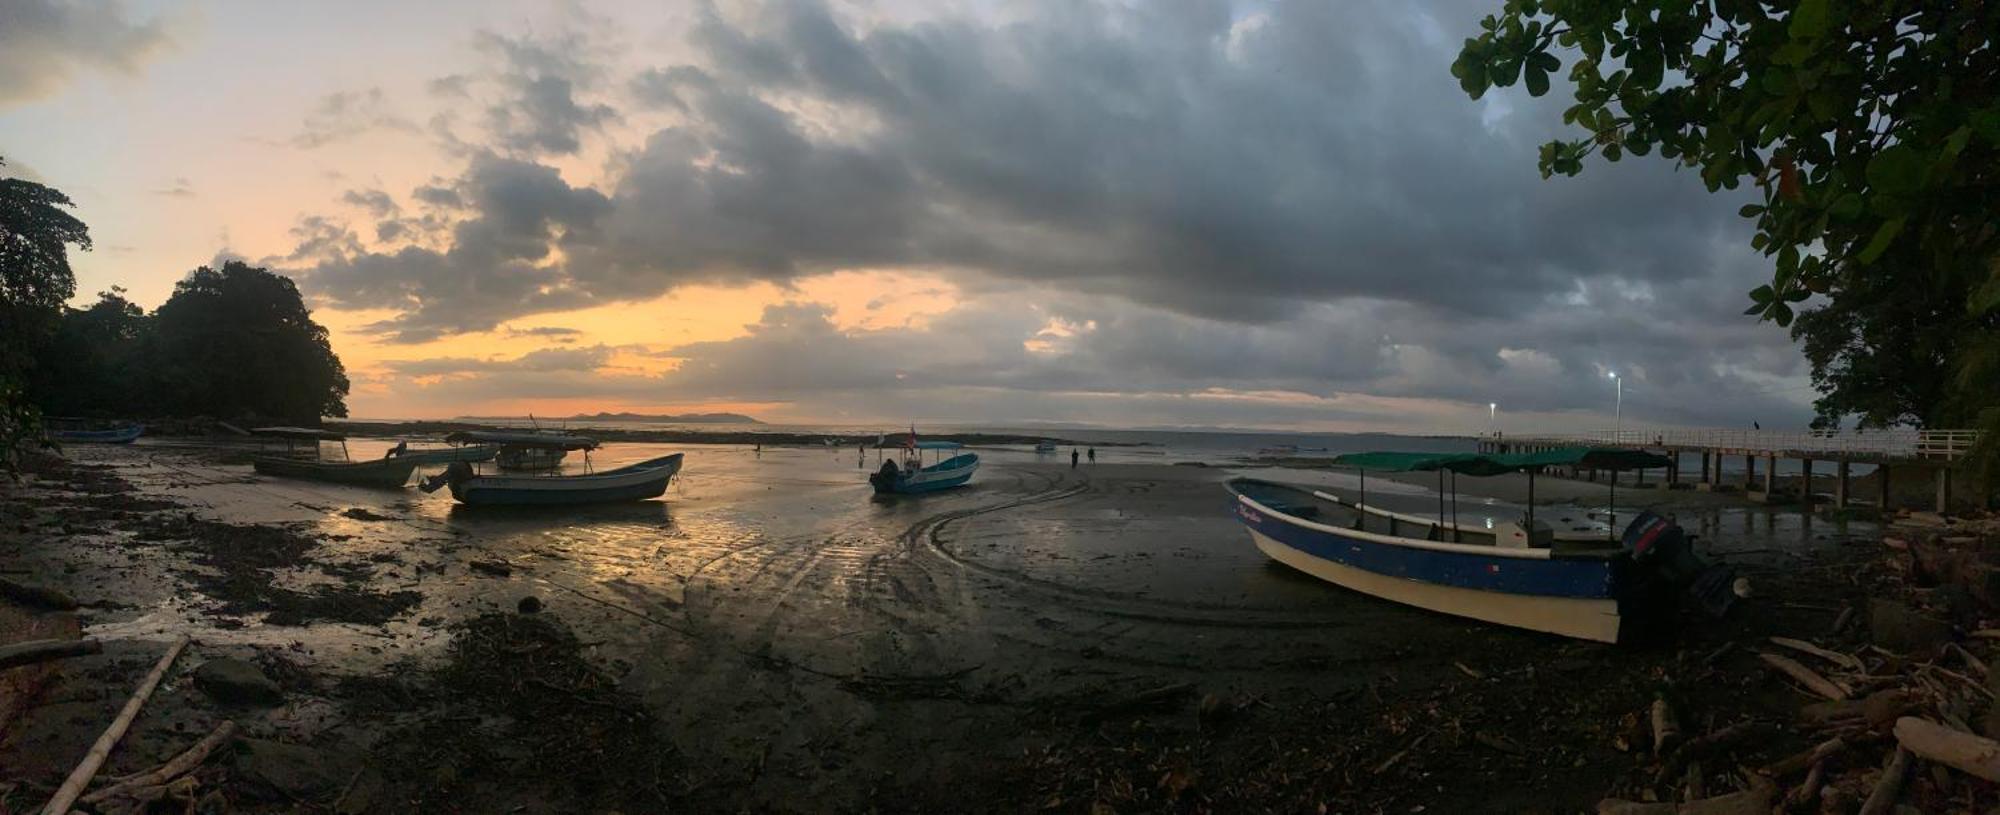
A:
<box><xmin>1328</xmin><ymin>447</ymin><xmax>1674</xmax><ymax>541</ymax></box>
<box><xmin>442</xmin><ymin>430</ymin><xmax>598</xmax><ymax>450</ymax></box>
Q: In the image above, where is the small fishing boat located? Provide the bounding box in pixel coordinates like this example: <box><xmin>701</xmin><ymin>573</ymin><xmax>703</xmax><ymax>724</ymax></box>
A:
<box><xmin>46</xmin><ymin>419</ymin><xmax>144</xmax><ymax>444</ymax></box>
<box><xmin>870</xmin><ymin>440</ymin><xmax>978</xmax><ymax>494</ymax></box>
<box><xmin>383</xmin><ymin>440</ymin><xmax>501</xmax><ymax>466</ymax></box>
<box><xmin>1225</xmin><ymin>448</ymin><xmax>1739</xmax><ymax>643</ymax></box>
<box><xmin>443</xmin><ymin>431</ymin><xmax>597</xmax><ymax>471</ymax></box>
<box><xmin>249</xmin><ymin>427</ymin><xmax>419</xmax><ymax>488</ymax></box>
<box><xmin>420</xmin><ymin>446</ymin><xmax>683</xmax><ymax>506</ymax></box>
<box><xmin>1034</xmin><ymin>441</ymin><xmax>1058</xmax><ymax>454</ymax></box>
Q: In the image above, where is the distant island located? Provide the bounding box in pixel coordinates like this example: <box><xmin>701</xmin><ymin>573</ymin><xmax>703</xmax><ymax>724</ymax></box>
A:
<box><xmin>457</xmin><ymin>412</ymin><xmax>764</xmax><ymax>424</ymax></box>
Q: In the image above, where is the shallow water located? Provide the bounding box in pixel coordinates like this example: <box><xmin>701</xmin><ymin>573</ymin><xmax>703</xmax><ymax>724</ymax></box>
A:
<box><xmin>49</xmin><ymin>438</ymin><xmax>1875</xmax><ymax>808</ymax></box>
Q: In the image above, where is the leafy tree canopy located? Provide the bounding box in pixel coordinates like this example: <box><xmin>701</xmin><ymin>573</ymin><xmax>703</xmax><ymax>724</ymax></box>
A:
<box><xmin>1452</xmin><ymin>0</ymin><xmax>1999</xmax><ymax>434</ymax></box>
<box><xmin>151</xmin><ymin>261</ymin><xmax>350</xmax><ymax>421</ymax></box>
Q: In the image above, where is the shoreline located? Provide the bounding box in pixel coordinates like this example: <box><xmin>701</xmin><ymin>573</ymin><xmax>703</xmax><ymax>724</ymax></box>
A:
<box><xmin>2</xmin><ymin>441</ymin><xmax>1990</xmax><ymax>811</ymax></box>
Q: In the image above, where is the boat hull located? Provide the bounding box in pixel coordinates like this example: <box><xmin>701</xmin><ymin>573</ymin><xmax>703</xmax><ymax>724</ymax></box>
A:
<box><xmin>871</xmin><ymin>454</ymin><xmax>979</xmax><ymax>494</ymax></box>
<box><xmin>51</xmin><ymin>425</ymin><xmax>143</xmax><ymax>444</ymax></box>
<box><xmin>1229</xmin><ymin>481</ymin><xmax>1629</xmax><ymax>643</ymax></box>
<box><xmin>252</xmin><ymin>455</ymin><xmax>418</xmax><ymax>488</ymax></box>
<box><xmin>449</xmin><ymin>453</ymin><xmax>682</xmax><ymax>506</ymax></box>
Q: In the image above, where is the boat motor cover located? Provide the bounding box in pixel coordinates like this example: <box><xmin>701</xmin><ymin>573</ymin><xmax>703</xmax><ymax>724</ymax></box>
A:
<box><xmin>1620</xmin><ymin>510</ymin><xmax>1740</xmax><ymax>618</ymax></box>
<box><xmin>420</xmin><ymin>461</ymin><xmax>474</xmax><ymax>493</ymax></box>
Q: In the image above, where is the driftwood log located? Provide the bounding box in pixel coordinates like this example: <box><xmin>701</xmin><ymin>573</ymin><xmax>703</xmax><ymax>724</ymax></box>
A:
<box><xmin>1758</xmin><ymin>653</ymin><xmax>1850</xmax><ymax>700</ymax></box>
<box><xmin>38</xmin><ymin>637</ymin><xmax>188</xmax><ymax>815</ymax></box>
<box><xmin>80</xmin><ymin>720</ymin><xmax>237</xmax><ymax>805</ymax></box>
<box><xmin>1892</xmin><ymin>716</ymin><xmax>2000</xmax><ymax>782</ymax></box>
<box><xmin>0</xmin><ymin>639</ymin><xmax>100</xmax><ymax>671</ymax></box>
<box><xmin>1651</xmin><ymin>698</ymin><xmax>1681</xmax><ymax>756</ymax></box>
<box><xmin>1856</xmin><ymin>747</ymin><xmax>1910</xmax><ymax>815</ymax></box>
<box><xmin>1767</xmin><ymin>637</ymin><xmax>1863</xmax><ymax>671</ymax></box>
<box><xmin>1759</xmin><ymin>736</ymin><xmax>1844</xmax><ymax>778</ymax></box>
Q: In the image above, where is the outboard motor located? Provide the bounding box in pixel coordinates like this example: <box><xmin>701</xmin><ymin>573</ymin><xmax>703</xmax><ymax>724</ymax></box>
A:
<box><xmin>868</xmin><ymin>459</ymin><xmax>901</xmax><ymax>491</ymax></box>
<box><xmin>419</xmin><ymin>461</ymin><xmax>473</xmax><ymax>494</ymax></box>
<box><xmin>1621</xmin><ymin>511</ymin><xmax>1741</xmax><ymax>619</ymax></box>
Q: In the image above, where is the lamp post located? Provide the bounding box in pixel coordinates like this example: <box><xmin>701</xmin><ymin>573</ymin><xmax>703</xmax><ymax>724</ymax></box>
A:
<box><xmin>1608</xmin><ymin>371</ymin><xmax>1623</xmax><ymax>439</ymax></box>
<box><xmin>1488</xmin><ymin>402</ymin><xmax>1497</xmax><ymax>436</ymax></box>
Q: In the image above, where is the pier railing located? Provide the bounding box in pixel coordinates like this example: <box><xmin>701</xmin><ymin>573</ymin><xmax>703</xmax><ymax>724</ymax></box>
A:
<box><xmin>1482</xmin><ymin>428</ymin><xmax>1981</xmax><ymax>462</ymax></box>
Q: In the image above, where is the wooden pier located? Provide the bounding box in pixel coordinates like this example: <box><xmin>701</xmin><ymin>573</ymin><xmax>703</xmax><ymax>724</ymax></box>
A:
<box><xmin>1476</xmin><ymin>428</ymin><xmax>1983</xmax><ymax>512</ymax></box>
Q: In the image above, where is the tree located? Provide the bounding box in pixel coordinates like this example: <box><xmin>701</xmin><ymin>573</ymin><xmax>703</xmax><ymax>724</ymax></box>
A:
<box><xmin>1450</xmin><ymin>0</ymin><xmax>2000</xmax><ymax>436</ymax></box>
<box><xmin>33</xmin><ymin>288</ymin><xmax>153</xmax><ymax>417</ymax></box>
<box><xmin>152</xmin><ymin>261</ymin><xmax>349</xmax><ymax>421</ymax></box>
<box><xmin>0</xmin><ymin>156</ymin><xmax>91</xmax><ymax>469</ymax></box>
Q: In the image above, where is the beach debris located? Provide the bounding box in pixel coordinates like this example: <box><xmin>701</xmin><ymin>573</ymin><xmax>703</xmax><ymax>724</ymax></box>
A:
<box><xmin>1649</xmin><ymin>698</ymin><xmax>1680</xmax><ymax>756</ymax></box>
<box><xmin>235</xmin><ymin>738</ymin><xmax>360</xmax><ymax>802</ymax></box>
<box><xmin>1856</xmin><ymin>746</ymin><xmax>1911</xmax><ymax>815</ymax></box>
<box><xmin>79</xmin><ymin>720</ymin><xmax>237</xmax><ymax>805</ymax></box>
<box><xmin>41</xmin><ymin>635</ymin><xmax>188</xmax><ymax>815</ymax></box>
<box><xmin>193</xmin><ymin>657</ymin><xmax>283</xmax><ymax>706</ymax></box>
<box><xmin>1757</xmin><ymin>652</ymin><xmax>1851</xmax><ymax>700</ymax></box>
<box><xmin>0</xmin><ymin>637</ymin><xmax>100</xmax><ymax>670</ymax></box>
<box><xmin>470</xmin><ymin>559</ymin><xmax>514</xmax><ymax>577</ymax></box>
<box><xmin>1892</xmin><ymin>716</ymin><xmax>2000</xmax><ymax>782</ymax></box>
<box><xmin>0</xmin><ymin>577</ymin><xmax>79</xmax><ymax>610</ymax></box>
<box><xmin>517</xmin><ymin>595</ymin><xmax>543</xmax><ymax>614</ymax></box>
<box><xmin>1596</xmin><ymin>774</ymin><xmax>1774</xmax><ymax>814</ymax></box>
<box><xmin>1869</xmin><ymin>599</ymin><xmax>1952</xmax><ymax>653</ymax></box>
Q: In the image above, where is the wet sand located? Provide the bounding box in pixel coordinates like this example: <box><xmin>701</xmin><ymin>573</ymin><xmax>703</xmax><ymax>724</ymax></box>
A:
<box><xmin>0</xmin><ymin>439</ymin><xmax>1884</xmax><ymax>812</ymax></box>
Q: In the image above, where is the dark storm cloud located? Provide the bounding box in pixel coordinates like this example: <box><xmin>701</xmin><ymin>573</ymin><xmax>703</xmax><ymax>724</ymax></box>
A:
<box><xmin>476</xmin><ymin>31</ymin><xmax>616</xmax><ymax>155</ymax></box>
<box><xmin>297</xmin><ymin>0</ymin><xmax>1811</xmax><ymax>426</ymax></box>
<box><xmin>0</xmin><ymin>0</ymin><xmax>171</xmax><ymax>106</ymax></box>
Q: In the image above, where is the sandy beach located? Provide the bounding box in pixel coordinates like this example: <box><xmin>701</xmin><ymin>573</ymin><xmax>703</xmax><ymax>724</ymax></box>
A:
<box><xmin>1</xmin><ymin>436</ymin><xmax>1889</xmax><ymax>812</ymax></box>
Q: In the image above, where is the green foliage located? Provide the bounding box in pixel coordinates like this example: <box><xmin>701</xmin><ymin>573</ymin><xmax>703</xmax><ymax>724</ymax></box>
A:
<box><xmin>31</xmin><ymin>288</ymin><xmax>154</xmax><ymax>417</ymax></box>
<box><xmin>0</xmin><ymin>155</ymin><xmax>91</xmax><ymax>470</ymax></box>
<box><xmin>1453</xmin><ymin>0</ymin><xmax>2000</xmax><ymax>443</ymax></box>
<box><xmin>1453</xmin><ymin>0</ymin><xmax>1999</xmax><ymax>325</ymax></box>
<box><xmin>148</xmin><ymin>261</ymin><xmax>350</xmax><ymax>421</ymax></box>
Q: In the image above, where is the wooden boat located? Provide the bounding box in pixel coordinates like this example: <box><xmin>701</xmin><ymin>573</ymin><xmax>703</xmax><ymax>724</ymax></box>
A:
<box><xmin>870</xmin><ymin>441</ymin><xmax>978</xmax><ymax>494</ymax></box>
<box><xmin>249</xmin><ymin>427</ymin><xmax>418</xmax><ymax>488</ymax></box>
<box><xmin>383</xmin><ymin>440</ymin><xmax>500</xmax><ymax>466</ymax></box>
<box><xmin>444</xmin><ymin>431</ymin><xmax>596</xmax><ymax>471</ymax></box>
<box><xmin>1225</xmin><ymin>448</ymin><xmax>1739</xmax><ymax>643</ymax></box>
<box><xmin>421</xmin><ymin>452</ymin><xmax>683</xmax><ymax>506</ymax></box>
<box><xmin>47</xmin><ymin>421</ymin><xmax>143</xmax><ymax>444</ymax></box>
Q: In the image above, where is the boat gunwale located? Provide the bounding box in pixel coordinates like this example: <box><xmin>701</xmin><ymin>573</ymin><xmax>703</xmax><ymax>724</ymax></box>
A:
<box><xmin>1228</xmin><ymin>478</ymin><xmax>1561</xmax><ymax>561</ymax></box>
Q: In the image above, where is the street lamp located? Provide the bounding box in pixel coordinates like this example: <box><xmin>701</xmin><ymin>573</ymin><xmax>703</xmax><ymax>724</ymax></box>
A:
<box><xmin>1607</xmin><ymin>371</ymin><xmax>1622</xmax><ymax>436</ymax></box>
<box><xmin>1488</xmin><ymin>402</ymin><xmax>1497</xmax><ymax>435</ymax></box>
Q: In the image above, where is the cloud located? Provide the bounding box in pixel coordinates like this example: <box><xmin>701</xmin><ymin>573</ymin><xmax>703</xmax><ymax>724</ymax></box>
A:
<box><xmin>152</xmin><ymin>177</ymin><xmax>194</xmax><ymax>197</ymax></box>
<box><xmin>0</xmin><ymin>0</ymin><xmax>173</xmax><ymax>107</ymax></box>
<box><xmin>340</xmin><ymin>189</ymin><xmax>398</xmax><ymax>218</ymax></box>
<box><xmin>292</xmin><ymin>0</ymin><xmax>1813</xmax><ymax>428</ymax></box>
<box><xmin>291</xmin><ymin>87</ymin><xmax>419</xmax><ymax>149</ymax></box>
<box><xmin>475</xmin><ymin>31</ymin><xmax>617</xmax><ymax>155</ymax></box>
<box><xmin>384</xmin><ymin>344</ymin><xmax>612</xmax><ymax>377</ymax></box>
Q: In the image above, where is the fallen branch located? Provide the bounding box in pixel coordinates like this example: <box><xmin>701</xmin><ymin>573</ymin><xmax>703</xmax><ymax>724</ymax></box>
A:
<box><xmin>1947</xmin><ymin>642</ymin><xmax>1990</xmax><ymax>678</ymax></box>
<box><xmin>39</xmin><ymin>636</ymin><xmax>188</xmax><ymax>815</ymax></box>
<box><xmin>1892</xmin><ymin>716</ymin><xmax>2000</xmax><ymax>782</ymax></box>
<box><xmin>81</xmin><ymin>720</ymin><xmax>236</xmax><ymax>804</ymax></box>
<box><xmin>1758</xmin><ymin>653</ymin><xmax>1850</xmax><ymax>701</ymax></box>
<box><xmin>1655</xmin><ymin>722</ymin><xmax>1774</xmax><ymax>786</ymax></box>
<box><xmin>1759</xmin><ymin>736</ymin><xmax>1843</xmax><ymax>778</ymax></box>
<box><xmin>1782</xmin><ymin>759</ymin><xmax>1827</xmax><ymax>810</ymax></box>
<box><xmin>0</xmin><ymin>639</ymin><xmax>100</xmax><ymax>671</ymax></box>
<box><xmin>1597</xmin><ymin>775</ymin><xmax>1775</xmax><ymax>815</ymax></box>
<box><xmin>1768</xmin><ymin>637</ymin><xmax>1863</xmax><ymax>672</ymax></box>
<box><xmin>1829</xmin><ymin>606</ymin><xmax>1855</xmax><ymax>635</ymax></box>
<box><xmin>1856</xmin><ymin>747</ymin><xmax>1910</xmax><ymax>815</ymax></box>
<box><xmin>1651</xmin><ymin>698</ymin><xmax>1681</xmax><ymax>756</ymax></box>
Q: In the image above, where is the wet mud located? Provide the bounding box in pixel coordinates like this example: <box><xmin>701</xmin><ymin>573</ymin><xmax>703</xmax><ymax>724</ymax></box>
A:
<box><xmin>0</xmin><ymin>440</ymin><xmax>1879</xmax><ymax>812</ymax></box>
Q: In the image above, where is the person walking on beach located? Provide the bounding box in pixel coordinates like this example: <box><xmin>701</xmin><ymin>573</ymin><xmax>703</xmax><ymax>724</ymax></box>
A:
<box><xmin>1071</xmin><ymin>449</ymin><xmax>1079</xmax><ymax>469</ymax></box>
<box><xmin>1087</xmin><ymin>447</ymin><xmax>1096</xmax><ymax>464</ymax></box>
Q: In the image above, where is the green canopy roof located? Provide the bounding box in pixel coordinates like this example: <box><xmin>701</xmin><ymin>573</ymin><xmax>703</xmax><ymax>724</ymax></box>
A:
<box><xmin>1331</xmin><ymin>447</ymin><xmax>1670</xmax><ymax>476</ymax></box>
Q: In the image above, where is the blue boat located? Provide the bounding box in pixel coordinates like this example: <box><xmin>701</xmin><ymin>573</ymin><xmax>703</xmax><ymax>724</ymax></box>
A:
<box><xmin>47</xmin><ymin>421</ymin><xmax>143</xmax><ymax>444</ymax></box>
<box><xmin>1225</xmin><ymin>448</ymin><xmax>1740</xmax><ymax>643</ymax></box>
<box><xmin>870</xmin><ymin>441</ymin><xmax>978</xmax><ymax>494</ymax></box>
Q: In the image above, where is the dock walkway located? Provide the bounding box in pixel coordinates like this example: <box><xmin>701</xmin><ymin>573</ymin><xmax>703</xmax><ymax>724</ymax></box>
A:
<box><xmin>1476</xmin><ymin>428</ymin><xmax>1982</xmax><ymax>511</ymax></box>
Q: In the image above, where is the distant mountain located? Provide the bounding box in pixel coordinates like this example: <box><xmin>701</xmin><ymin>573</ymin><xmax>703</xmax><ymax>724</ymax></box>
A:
<box><xmin>458</xmin><ymin>412</ymin><xmax>763</xmax><ymax>424</ymax></box>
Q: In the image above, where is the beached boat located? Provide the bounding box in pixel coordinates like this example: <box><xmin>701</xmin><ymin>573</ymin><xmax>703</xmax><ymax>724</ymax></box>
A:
<box><xmin>1225</xmin><ymin>448</ymin><xmax>1739</xmax><ymax>643</ymax></box>
<box><xmin>249</xmin><ymin>427</ymin><xmax>419</xmax><ymax>488</ymax></box>
<box><xmin>870</xmin><ymin>441</ymin><xmax>978</xmax><ymax>494</ymax></box>
<box><xmin>445</xmin><ymin>430</ymin><xmax>597</xmax><ymax>471</ymax></box>
<box><xmin>420</xmin><ymin>452</ymin><xmax>684</xmax><ymax>506</ymax></box>
<box><xmin>47</xmin><ymin>420</ymin><xmax>143</xmax><ymax>444</ymax></box>
<box><xmin>383</xmin><ymin>440</ymin><xmax>501</xmax><ymax>466</ymax></box>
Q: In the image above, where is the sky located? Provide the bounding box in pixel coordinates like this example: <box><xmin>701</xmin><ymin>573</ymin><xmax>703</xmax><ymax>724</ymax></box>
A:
<box><xmin>0</xmin><ymin>0</ymin><xmax>1820</xmax><ymax>433</ymax></box>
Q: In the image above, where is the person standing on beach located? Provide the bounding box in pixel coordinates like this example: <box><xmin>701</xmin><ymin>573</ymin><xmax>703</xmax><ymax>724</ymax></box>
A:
<box><xmin>1087</xmin><ymin>447</ymin><xmax>1096</xmax><ymax>464</ymax></box>
<box><xmin>1071</xmin><ymin>449</ymin><xmax>1079</xmax><ymax>469</ymax></box>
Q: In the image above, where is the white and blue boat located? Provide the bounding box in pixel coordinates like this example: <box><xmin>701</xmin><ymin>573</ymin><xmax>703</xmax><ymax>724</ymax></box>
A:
<box><xmin>420</xmin><ymin>433</ymin><xmax>682</xmax><ymax>506</ymax></box>
<box><xmin>870</xmin><ymin>441</ymin><xmax>978</xmax><ymax>494</ymax></box>
<box><xmin>1225</xmin><ymin>448</ymin><xmax>1739</xmax><ymax>643</ymax></box>
<box><xmin>47</xmin><ymin>419</ymin><xmax>143</xmax><ymax>444</ymax></box>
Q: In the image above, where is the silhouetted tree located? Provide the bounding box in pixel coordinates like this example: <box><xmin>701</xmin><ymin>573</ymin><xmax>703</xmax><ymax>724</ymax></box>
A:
<box><xmin>0</xmin><ymin>156</ymin><xmax>91</xmax><ymax>467</ymax></box>
<box><xmin>152</xmin><ymin>261</ymin><xmax>349</xmax><ymax>421</ymax></box>
<box><xmin>33</xmin><ymin>288</ymin><xmax>152</xmax><ymax>417</ymax></box>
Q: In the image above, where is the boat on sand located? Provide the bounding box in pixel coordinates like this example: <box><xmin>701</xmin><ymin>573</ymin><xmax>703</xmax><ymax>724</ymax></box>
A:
<box><xmin>870</xmin><ymin>440</ymin><xmax>978</xmax><ymax>494</ymax></box>
<box><xmin>249</xmin><ymin>427</ymin><xmax>419</xmax><ymax>488</ymax></box>
<box><xmin>420</xmin><ymin>434</ymin><xmax>682</xmax><ymax>506</ymax></box>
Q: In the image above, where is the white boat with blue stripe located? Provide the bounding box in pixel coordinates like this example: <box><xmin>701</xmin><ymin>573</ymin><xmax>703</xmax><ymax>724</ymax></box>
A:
<box><xmin>420</xmin><ymin>438</ymin><xmax>683</xmax><ymax>506</ymax></box>
<box><xmin>1225</xmin><ymin>448</ymin><xmax>1741</xmax><ymax>643</ymax></box>
<box><xmin>870</xmin><ymin>440</ymin><xmax>978</xmax><ymax>494</ymax></box>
